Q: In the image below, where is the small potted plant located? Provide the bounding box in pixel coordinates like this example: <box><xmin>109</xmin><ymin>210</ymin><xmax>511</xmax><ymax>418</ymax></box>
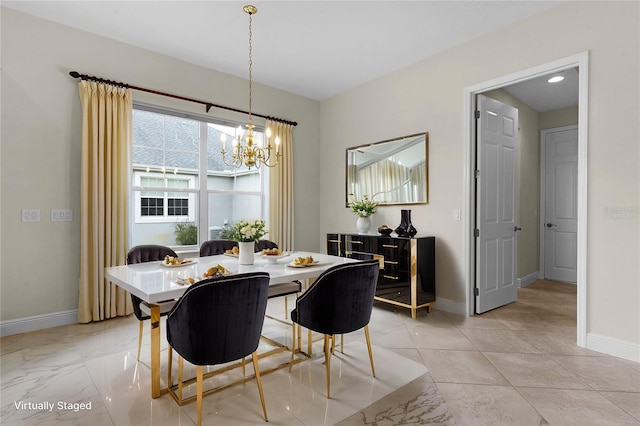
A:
<box><xmin>174</xmin><ymin>222</ymin><xmax>197</xmax><ymax>245</ymax></box>
<box><xmin>347</xmin><ymin>195</ymin><xmax>378</xmax><ymax>233</ymax></box>
<box><xmin>226</xmin><ymin>219</ymin><xmax>268</xmax><ymax>264</ymax></box>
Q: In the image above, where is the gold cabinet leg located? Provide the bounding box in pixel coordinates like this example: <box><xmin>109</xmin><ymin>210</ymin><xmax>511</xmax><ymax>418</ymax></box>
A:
<box><xmin>150</xmin><ymin>304</ymin><xmax>161</xmax><ymax>398</ymax></box>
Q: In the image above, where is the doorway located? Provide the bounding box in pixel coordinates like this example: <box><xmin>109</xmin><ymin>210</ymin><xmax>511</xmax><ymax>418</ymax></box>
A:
<box><xmin>464</xmin><ymin>52</ymin><xmax>589</xmax><ymax>347</ymax></box>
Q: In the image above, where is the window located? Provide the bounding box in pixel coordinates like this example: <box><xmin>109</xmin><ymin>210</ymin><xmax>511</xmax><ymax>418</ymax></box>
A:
<box><xmin>131</xmin><ymin>106</ymin><xmax>269</xmax><ymax>248</ymax></box>
<box><xmin>134</xmin><ymin>173</ymin><xmax>196</xmax><ymax>222</ymax></box>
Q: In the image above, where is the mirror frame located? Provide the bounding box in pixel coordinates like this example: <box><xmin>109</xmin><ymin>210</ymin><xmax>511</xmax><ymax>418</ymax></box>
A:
<box><xmin>346</xmin><ymin>132</ymin><xmax>429</xmax><ymax>206</ymax></box>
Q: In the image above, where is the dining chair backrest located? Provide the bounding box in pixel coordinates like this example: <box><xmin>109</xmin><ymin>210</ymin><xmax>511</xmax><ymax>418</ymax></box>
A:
<box><xmin>199</xmin><ymin>239</ymin><xmax>237</xmax><ymax>257</ymax></box>
<box><xmin>293</xmin><ymin>259</ymin><xmax>380</xmax><ymax>335</ymax></box>
<box><xmin>166</xmin><ymin>272</ymin><xmax>270</xmax><ymax>366</ymax></box>
<box><xmin>200</xmin><ymin>239</ymin><xmax>279</xmax><ymax>257</ymax></box>
<box><xmin>255</xmin><ymin>239</ymin><xmax>278</xmax><ymax>252</ymax></box>
<box><xmin>127</xmin><ymin>244</ymin><xmax>178</xmax><ymax>265</ymax></box>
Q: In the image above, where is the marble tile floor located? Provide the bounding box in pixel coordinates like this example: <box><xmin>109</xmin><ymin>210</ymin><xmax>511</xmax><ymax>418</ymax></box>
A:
<box><xmin>2</xmin><ymin>280</ymin><xmax>639</xmax><ymax>425</ymax></box>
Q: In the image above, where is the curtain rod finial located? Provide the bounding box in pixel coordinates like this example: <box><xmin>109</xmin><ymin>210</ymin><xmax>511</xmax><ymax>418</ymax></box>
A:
<box><xmin>69</xmin><ymin>71</ymin><xmax>81</xmax><ymax>79</ymax></box>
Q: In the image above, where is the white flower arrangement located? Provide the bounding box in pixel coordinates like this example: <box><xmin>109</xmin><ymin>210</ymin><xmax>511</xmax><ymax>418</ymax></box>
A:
<box><xmin>347</xmin><ymin>195</ymin><xmax>378</xmax><ymax>218</ymax></box>
<box><xmin>225</xmin><ymin>219</ymin><xmax>268</xmax><ymax>242</ymax></box>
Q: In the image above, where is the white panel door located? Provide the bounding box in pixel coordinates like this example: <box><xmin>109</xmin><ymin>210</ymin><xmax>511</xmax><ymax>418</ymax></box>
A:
<box><xmin>475</xmin><ymin>95</ymin><xmax>519</xmax><ymax>314</ymax></box>
<box><xmin>543</xmin><ymin>126</ymin><xmax>578</xmax><ymax>283</ymax></box>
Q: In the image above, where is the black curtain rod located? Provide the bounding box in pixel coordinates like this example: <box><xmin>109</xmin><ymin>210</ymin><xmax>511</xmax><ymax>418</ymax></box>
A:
<box><xmin>68</xmin><ymin>71</ymin><xmax>298</xmax><ymax>127</ymax></box>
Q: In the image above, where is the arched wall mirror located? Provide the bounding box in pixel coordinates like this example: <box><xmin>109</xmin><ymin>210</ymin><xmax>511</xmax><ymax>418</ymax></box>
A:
<box><xmin>346</xmin><ymin>132</ymin><xmax>428</xmax><ymax>206</ymax></box>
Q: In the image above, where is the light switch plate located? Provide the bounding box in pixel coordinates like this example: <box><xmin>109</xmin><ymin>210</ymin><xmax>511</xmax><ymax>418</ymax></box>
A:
<box><xmin>51</xmin><ymin>209</ymin><xmax>73</xmax><ymax>222</ymax></box>
<box><xmin>452</xmin><ymin>208</ymin><xmax>461</xmax><ymax>221</ymax></box>
<box><xmin>22</xmin><ymin>209</ymin><xmax>41</xmax><ymax>222</ymax></box>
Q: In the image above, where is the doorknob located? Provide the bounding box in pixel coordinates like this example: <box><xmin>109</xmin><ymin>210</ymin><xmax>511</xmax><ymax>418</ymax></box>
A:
<box><xmin>546</xmin><ymin>223</ymin><xmax>557</xmax><ymax>228</ymax></box>
<box><xmin>514</xmin><ymin>226</ymin><xmax>522</xmax><ymax>232</ymax></box>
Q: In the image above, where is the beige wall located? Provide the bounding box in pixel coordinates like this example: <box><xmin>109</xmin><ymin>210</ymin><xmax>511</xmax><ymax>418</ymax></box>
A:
<box><xmin>319</xmin><ymin>1</ymin><xmax>639</xmax><ymax>347</ymax></box>
<box><xmin>0</xmin><ymin>8</ymin><xmax>320</xmax><ymax>322</ymax></box>
<box><xmin>540</xmin><ymin>106</ymin><xmax>578</xmax><ymax>130</ymax></box>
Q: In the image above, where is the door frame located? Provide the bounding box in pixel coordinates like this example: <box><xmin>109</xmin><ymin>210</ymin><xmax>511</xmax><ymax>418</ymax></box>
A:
<box><xmin>539</xmin><ymin>125</ymin><xmax>579</xmax><ymax>283</ymax></box>
<box><xmin>463</xmin><ymin>51</ymin><xmax>589</xmax><ymax>347</ymax></box>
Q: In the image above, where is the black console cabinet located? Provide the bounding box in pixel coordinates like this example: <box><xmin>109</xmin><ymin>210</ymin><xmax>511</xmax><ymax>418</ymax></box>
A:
<box><xmin>327</xmin><ymin>233</ymin><xmax>435</xmax><ymax>318</ymax></box>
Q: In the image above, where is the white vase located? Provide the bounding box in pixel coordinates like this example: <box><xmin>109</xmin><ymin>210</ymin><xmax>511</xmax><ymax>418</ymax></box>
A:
<box><xmin>356</xmin><ymin>216</ymin><xmax>372</xmax><ymax>234</ymax></box>
<box><xmin>238</xmin><ymin>241</ymin><xmax>255</xmax><ymax>265</ymax></box>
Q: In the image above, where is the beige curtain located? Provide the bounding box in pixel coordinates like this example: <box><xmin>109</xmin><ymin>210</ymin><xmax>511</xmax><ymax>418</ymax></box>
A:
<box><xmin>77</xmin><ymin>81</ymin><xmax>133</xmax><ymax>323</ymax></box>
<box><xmin>267</xmin><ymin>120</ymin><xmax>294</xmax><ymax>251</ymax></box>
<box><xmin>359</xmin><ymin>159</ymin><xmax>412</xmax><ymax>203</ymax></box>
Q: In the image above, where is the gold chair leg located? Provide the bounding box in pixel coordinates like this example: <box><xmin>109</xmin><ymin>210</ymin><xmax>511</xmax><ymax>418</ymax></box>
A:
<box><xmin>177</xmin><ymin>356</ymin><xmax>184</xmax><ymax>401</ymax></box>
<box><xmin>196</xmin><ymin>366</ymin><xmax>203</xmax><ymax>426</ymax></box>
<box><xmin>331</xmin><ymin>335</ymin><xmax>335</xmax><ymax>354</ymax></box>
<box><xmin>364</xmin><ymin>325</ymin><xmax>375</xmax><ymax>377</ymax></box>
<box><xmin>242</xmin><ymin>356</ymin><xmax>246</xmax><ymax>376</ymax></box>
<box><xmin>167</xmin><ymin>346</ymin><xmax>173</xmax><ymax>387</ymax></box>
<box><xmin>289</xmin><ymin>321</ymin><xmax>296</xmax><ymax>372</ymax></box>
<box><xmin>324</xmin><ymin>334</ymin><xmax>331</xmax><ymax>399</ymax></box>
<box><xmin>137</xmin><ymin>320</ymin><xmax>144</xmax><ymax>361</ymax></box>
<box><xmin>340</xmin><ymin>334</ymin><xmax>344</xmax><ymax>353</ymax></box>
<box><xmin>252</xmin><ymin>351</ymin><xmax>268</xmax><ymax>422</ymax></box>
<box><xmin>284</xmin><ymin>296</ymin><xmax>288</xmax><ymax>319</ymax></box>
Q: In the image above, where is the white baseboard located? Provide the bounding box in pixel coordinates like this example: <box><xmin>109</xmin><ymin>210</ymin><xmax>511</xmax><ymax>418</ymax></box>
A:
<box><xmin>517</xmin><ymin>271</ymin><xmax>539</xmax><ymax>288</ymax></box>
<box><xmin>0</xmin><ymin>310</ymin><xmax>78</xmax><ymax>337</ymax></box>
<box><xmin>586</xmin><ymin>333</ymin><xmax>640</xmax><ymax>363</ymax></box>
<box><xmin>432</xmin><ymin>297</ymin><xmax>467</xmax><ymax>316</ymax></box>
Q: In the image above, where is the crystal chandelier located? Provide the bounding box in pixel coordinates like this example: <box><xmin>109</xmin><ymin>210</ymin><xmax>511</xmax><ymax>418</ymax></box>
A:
<box><xmin>220</xmin><ymin>5</ymin><xmax>280</xmax><ymax>169</ymax></box>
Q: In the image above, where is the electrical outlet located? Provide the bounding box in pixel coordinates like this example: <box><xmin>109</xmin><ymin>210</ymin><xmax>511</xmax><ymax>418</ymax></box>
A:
<box><xmin>21</xmin><ymin>209</ymin><xmax>41</xmax><ymax>222</ymax></box>
<box><xmin>51</xmin><ymin>209</ymin><xmax>73</xmax><ymax>222</ymax></box>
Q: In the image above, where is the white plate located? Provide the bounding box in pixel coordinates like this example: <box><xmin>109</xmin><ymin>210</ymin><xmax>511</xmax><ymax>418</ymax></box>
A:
<box><xmin>287</xmin><ymin>260</ymin><xmax>320</xmax><ymax>268</ymax></box>
<box><xmin>175</xmin><ymin>277</ymin><xmax>199</xmax><ymax>286</ymax></box>
<box><xmin>260</xmin><ymin>252</ymin><xmax>289</xmax><ymax>262</ymax></box>
<box><xmin>160</xmin><ymin>259</ymin><xmax>197</xmax><ymax>268</ymax></box>
<box><xmin>223</xmin><ymin>252</ymin><xmax>239</xmax><ymax>258</ymax></box>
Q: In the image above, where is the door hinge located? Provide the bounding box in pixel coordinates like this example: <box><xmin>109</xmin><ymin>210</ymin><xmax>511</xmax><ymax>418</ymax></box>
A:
<box><xmin>474</xmin><ymin>169</ymin><xmax>480</xmax><ymax>179</ymax></box>
<box><xmin>475</xmin><ymin>111</ymin><xmax>480</xmax><ymax>119</ymax></box>
<box><xmin>474</xmin><ymin>229</ymin><xmax>479</xmax><ymax>237</ymax></box>
<box><xmin>474</xmin><ymin>287</ymin><xmax>479</xmax><ymax>296</ymax></box>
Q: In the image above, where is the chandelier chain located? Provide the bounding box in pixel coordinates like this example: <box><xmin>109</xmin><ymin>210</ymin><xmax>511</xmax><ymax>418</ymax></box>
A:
<box><xmin>248</xmin><ymin>11</ymin><xmax>253</xmax><ymax>126</ymax></box>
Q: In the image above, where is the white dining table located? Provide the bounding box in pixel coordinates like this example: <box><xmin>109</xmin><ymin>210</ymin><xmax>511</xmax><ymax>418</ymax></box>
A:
<box><xmin>105</xmin><ymin>251</ymin><xmax>357</xmax><ymax>399</ymax></box>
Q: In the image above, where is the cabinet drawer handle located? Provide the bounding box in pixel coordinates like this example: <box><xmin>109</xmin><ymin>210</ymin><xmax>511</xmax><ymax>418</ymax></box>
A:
<box><xmin>384</xmin><ymin>260</ymin><xmax>398</xmax><ymax>265</ymax></box>
<box><xmin>328</xmin><ymin>240</ymin><xmax>342</xmax><ymax>244</ymax></box>
<box><xmin>382</xmin><ymin>244</ymin><xmax>398</xmax><ymax>249</ymax></box>
<box><xmin>383</xmin><ymin>274</ymin><xmax>399</xmax><ymax>280</ymax></box>
<box><xmin>349</xmin><ymin>240</ymin><xmax>363</xmax><ymax>245</ymax></box>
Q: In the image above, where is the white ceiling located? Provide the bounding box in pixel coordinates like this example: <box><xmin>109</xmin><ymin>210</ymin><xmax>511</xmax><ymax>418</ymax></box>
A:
<box><xmin>4</xmin><ymin>0</ymin><xmax>575</xmax><ymax>108</ymax></box>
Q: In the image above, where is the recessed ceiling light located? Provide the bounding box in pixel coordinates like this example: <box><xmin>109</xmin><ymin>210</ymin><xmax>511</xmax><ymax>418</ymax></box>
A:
<box><xmin>547</xmin><ymin>75</ymin><xmax>565</xmax><ymax>83</ymax></box>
